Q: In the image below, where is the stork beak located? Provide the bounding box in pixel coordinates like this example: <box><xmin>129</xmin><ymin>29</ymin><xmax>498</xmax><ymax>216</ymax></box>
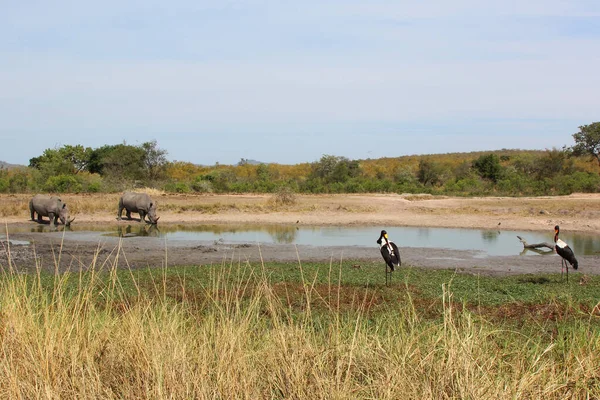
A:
<box><xmin>384</xmin><ymin>233</ymin><xmax>388</xmax><ymax>239</ymax></box>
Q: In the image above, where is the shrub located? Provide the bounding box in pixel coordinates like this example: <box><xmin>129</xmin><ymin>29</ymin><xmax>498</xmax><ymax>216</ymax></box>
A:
<box><xmin>8</xmin><ymin>170</ymin><xmax>31</xmax><ymax>193</ymax></box>
<box><xmin>271</xmin><ymin>187</ymin><xmax>297</xmax><ymax>206</ymax></box>
<box><xmin>553</xmin><ymin>172</ymin><xmax>600</xmax><ymax>194</ymax></box>
<box><xmin>44</xmin><ymin>174</ymin><xmax>82</xmax><ymax>193</ymax></box>
<box><xmin>0</xmin><ymin>178</ymin><xmax>8</xmax><ymax>193</ymax></box>
<box><xmin>86</xmin><ymin>181</ymin><xmax>101</xmax><ymax>193</ymax></box>
<box><xmin>191</xmin><ymin>179</ymin><xmax>213</xmax><ymax>193</ymax></box>
<box><xmin>473</xmin><ymin>154</ymin><xmax>503</xmax><ymax>183</ymax></box>
<box><xmin>163</xmin><ymin>182</ymin><xmax>190</xmax><ymax>193</ymax></box>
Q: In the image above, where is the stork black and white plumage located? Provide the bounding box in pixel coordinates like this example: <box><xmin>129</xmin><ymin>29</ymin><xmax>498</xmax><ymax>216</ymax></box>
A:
<box><xmin>554</xmin><ymin>225</ymin><xmax>578</xmax><ymax>281</ymax></box>
<box><xmin>377</xmin><ymin>230</ymin><xmax>401</xmax><ymax>285</ymax></box>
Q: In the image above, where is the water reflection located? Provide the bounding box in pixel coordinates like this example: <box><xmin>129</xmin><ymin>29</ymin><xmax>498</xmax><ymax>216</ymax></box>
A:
<box><xmin>265</xmin><ymin>226</ymin><xmax>298</xmax><ymax>244</ymax></box>
<box><xmin>417</xmin><ymin>228</ymin><xmax>430</xmax><ymax>239</ymax></box>
<box><xmin>481</xmin><ymin>230</ymin><xmax>501</xmax><ymax>243</ymax></box>
<box><xmin>519</xmin><ymin>247</ymin><xmax>554</xmax><ymax>257</ymax></box>
<box><xmin>116</xmin><ymin>224</ymin><xmax>160</xmax><ymax>238</ymax></box>
<box><xmin>30</xmin><ymin>224</ymin><xmax>72</xmax><ymax>233</ymax></box>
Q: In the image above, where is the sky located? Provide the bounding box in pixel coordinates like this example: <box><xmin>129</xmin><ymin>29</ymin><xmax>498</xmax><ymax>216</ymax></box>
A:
<box><xmin>1</xmin><ymin>1</ymin><xmax>599</xmax><ymax>166</ymax></box>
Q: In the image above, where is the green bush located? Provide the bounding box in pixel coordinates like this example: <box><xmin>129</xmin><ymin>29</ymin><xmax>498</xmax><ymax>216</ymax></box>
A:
<box><xmin>271</xmin><ymin>187</ymin><xmax>297</xmax><ymax>206</ymax></box>
<box><xmin>163</xmin><ymin>182</ymin><xmax>190</xmax><ymax>193</ymax></box>
<box><xmin>8</xmin><ymin>171</ymin><xmax>31</xmax><ymax>193</ymax></box>
<box><xmin>344</xmin><ymin>180</ymin><xmax>364</xmax><ymax>193</ymax></box>
<box><xmin>86</xmin><ymin>181</ymin><xmax>102</xmax><ymax>193</ymax></box>
<box><xmin>473</xmin><ymin>154</ymin><xmax>503</xmax><ymax>182</ymax></box>
<box><xmin>44</xmin><ymin>174</ymin><xmax>82</xmax><ymax>193</ymax></box>
<box><xmin>552</xmin><ymin>172</ymin><xmax>600</xmax><ymax>194</ymax></box>
<box><xmin>0</xmin><ymin>178</ymin><xmax>8</xmax><ymax>193</ymax></box>
<box><xmin>191</xmin><ymin>179</ymin><xmax>213</xmax><ymax>193</ymax></box>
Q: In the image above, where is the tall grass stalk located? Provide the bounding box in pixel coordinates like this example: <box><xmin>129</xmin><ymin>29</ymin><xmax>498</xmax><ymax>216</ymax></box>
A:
<box><xmin>0</xmin><ymin>242</ymin><xmax>598</xmax><ymax>399</ymax></box>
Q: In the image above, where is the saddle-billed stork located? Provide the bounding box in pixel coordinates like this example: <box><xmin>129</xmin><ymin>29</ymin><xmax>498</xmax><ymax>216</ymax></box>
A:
<box><xmin>377</xmin><ymin>230</ymin><xmax>401</xmax><ymax>285</ymax></box>
<box><xmin>554</xmin><ymin>225</ymin><xmax>578</xmax><ymax>281</ymax></box>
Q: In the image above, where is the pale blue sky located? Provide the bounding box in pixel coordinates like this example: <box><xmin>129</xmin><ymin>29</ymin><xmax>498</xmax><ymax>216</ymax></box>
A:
<box><xmin>1</xmin><ymin>1</ymin><xmax>599</xmax><ymax>165</ymax></box>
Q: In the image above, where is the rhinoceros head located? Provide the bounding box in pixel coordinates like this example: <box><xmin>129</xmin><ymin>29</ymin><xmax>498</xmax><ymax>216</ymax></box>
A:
<box><xmin>59</xmin><ymin>203</ymin><xmax>75</xmax><ymax>226</ymax></box>
<box><xmin>147</xmin><ymin>202</ymin><xmax>159</xmax><ymax>225</ymax></box>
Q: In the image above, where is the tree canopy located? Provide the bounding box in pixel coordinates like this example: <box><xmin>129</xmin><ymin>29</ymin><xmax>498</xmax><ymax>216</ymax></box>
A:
<box><xmin>571</xmin><ymin>122</ymin><xmax>600</xmax><ymax>167</ymax></box>
<box><xmin>28</xmin><ymin>141</ymin><xmax>168</xmax><ymax>189</ymax></box>
<box><xmin>9</xmin><ymin>127</ymin><xmax>600</xmax><ymax>196</ymax></box>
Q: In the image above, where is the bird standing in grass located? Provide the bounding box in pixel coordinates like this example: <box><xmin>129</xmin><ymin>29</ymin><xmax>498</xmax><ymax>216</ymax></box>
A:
<box><xmin>377</xmin><ymin>230</ymin><xmax>401</xmax><ymax>285</ymax></box>
<box><xmin>554</xmin><ymin>225</ymin><xmax>578</xmax><ymax>281</ymax></box>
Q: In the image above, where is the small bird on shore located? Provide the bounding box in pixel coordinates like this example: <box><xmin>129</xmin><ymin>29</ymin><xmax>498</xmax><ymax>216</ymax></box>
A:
<box><xmin>554</xmin><ymin>225</ymin><xmax>578</xmax><ymax>281</ymax></box>
<box><xmin>377</xmin><ymin>230</ymin><xmax>401</xmax><ymax>285</ymax></box>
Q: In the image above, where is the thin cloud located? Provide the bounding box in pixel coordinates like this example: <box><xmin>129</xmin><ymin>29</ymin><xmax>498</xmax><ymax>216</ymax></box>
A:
<box><xmin>0</xmin><ymin>1</ymin><xmax>598</xmax><ymax>165</ymax></box>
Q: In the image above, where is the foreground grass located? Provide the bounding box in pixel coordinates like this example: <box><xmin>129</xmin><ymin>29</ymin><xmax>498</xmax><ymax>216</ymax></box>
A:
<box><xmin>0</xmin><ymin>248</ymin><xmax>599</xmax><ymax>398</ymax></box>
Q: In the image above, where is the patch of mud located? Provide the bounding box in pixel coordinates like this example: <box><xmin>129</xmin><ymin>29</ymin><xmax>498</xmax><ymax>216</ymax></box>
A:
<box><xmin>0</xmin><ymin>240</ymin><xmax>39</xmax><ymax>271</ymax></box>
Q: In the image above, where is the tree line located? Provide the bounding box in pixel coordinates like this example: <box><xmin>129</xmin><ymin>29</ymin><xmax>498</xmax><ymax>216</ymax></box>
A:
<box><xmin>1</xmin><ymin>122</ymin><xmax>600</xmax><ymax>196</ymax></box>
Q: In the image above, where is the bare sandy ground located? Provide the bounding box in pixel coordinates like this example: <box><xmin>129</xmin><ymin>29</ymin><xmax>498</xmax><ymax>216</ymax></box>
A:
<box><xmin>2</xmin><ymin>193</ymin><xmax>599</xmax><ymax>277</ymax></box>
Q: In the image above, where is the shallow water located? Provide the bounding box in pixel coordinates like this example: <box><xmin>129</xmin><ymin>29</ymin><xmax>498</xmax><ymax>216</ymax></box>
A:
<box><xmin>9</xmin><ymin>223</ymin><xmax>600</xmax><ymax>257</ymax></box>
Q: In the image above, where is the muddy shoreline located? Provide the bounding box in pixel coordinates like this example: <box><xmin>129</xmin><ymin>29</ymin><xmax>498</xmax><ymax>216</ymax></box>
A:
<box><xmin>2</xmin><ymin>222</ymin><xmax>598</xmax><ymax>278</ymax></box>
<box><xmin>2</xmin><ymin>193</ymin><xmax>599</xmax><ymax>277</ymax></box>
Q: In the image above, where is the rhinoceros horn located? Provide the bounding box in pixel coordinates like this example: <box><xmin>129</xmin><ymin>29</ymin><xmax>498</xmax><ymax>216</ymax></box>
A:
<box><xmin>66</xmin><ymin>217</ymin><xmax>75</xmax><ymax>226</ymax></box>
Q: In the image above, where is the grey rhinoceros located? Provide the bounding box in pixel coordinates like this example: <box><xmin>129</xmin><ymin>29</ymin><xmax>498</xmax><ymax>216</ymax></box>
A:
<box><xmin>29</xmin><ymin>195</ymin><xmax>75</xmax><ymax>226</ymax></box>
<box><xmin>117</xmin><ymin>192</ymin><xmax>160</xmax><ymax>224</ymax></box>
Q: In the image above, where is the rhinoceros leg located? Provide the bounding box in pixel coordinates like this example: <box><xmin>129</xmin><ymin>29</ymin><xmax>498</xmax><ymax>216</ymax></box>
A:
<box><xmin>139</xmin><ymin>211</ymin><xmax>147</xmax><ymax>223</ymax></box>
<box><xmin>126</xmin><ymin>210</ymin><xmax>132</xmax><ymax>220</ymax></box>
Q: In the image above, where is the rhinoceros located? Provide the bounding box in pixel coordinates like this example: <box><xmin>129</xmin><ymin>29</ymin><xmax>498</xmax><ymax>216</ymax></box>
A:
<box><xmin>29</xmin><ymin>195</ymin><xmax>75</xmax><ymax>226</ymax></box>
<box><xmin>117</xmin><ymin>192</ymin><xmax>159</xmax><ymax>224</ymax></box>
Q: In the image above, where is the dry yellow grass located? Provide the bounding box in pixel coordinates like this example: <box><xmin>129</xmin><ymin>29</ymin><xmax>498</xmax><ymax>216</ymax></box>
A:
<box><xmin>0</xmin><ymin>239</ymin><xmax>598</xmax><ymax>399</ymax></box>
<box><xmin>3</xmin><ymin>192</ymin><xmax>600</xmax><ymax>233</ymax></box>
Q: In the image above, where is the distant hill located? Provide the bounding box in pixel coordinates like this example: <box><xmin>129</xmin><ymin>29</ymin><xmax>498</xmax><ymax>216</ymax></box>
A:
<box><xmin>0</xmin><ymin>161</ymin><xmax>26</xmax><ymax>169</ymax></box>
<box><xmin>237</xmin><ymin>159</ymin><xmax>266</xmax><ymax>166</ymax></box>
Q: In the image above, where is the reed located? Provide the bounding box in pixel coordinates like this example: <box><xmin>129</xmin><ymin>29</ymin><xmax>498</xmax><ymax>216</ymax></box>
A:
<box><xmin>0</xmin><ymin>241</ymin><xmax>598</xmax><ymax>399</ymax></box>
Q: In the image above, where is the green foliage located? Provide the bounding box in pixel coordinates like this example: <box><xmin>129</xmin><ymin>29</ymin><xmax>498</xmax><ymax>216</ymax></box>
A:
<box><xmin>44</xmin><ymin>174</ymin><xmax>83</xmax><ymax>193</ymax></box>
<box><xmin>571</xmin><ymin>122</ymin><xmax>600</xmax><ymax>167</ymax></box>
<box><xmin>551</xmin><ymin>171</ymin><xmax>600</xmax><ymax>194</ymax></box>
<box><xmin>19</xmin><ymin>137</ymin><xmax>600</xmax><ymax>196</ymax></box>
<box><xmin>8</xmin><ymin>170</ymin><xmax>31</xmax><ymax>193</ymax></box>
<box><xmin>29</xmin><ymin>145</ymin><xmax>92</xmax><ymax>179</ymax></box>
<box><xmin>163</xmin><ymin>182</ymin><xmax>191</xmax><ymax>193</ymax></box>
<box><xmin>191</xmin><ymin>177</ymin><xmax>213</xmax><ymax>193</ymax></box>
<box><xmin>311</xmin><ymin>155</ymin><xmax>360</xmax><ymax>184</ymax></box>
<box><xmin>141</xmin><ymin>140</ymin><xmax>168</xmax><ymax>180</ymax></box>
<box><xmin>86</xmin><ymin>181</ymin><xmax>102</xmax><ymax>193</ymax></box>
<box><xmin>535</xmin><ymin>148</ymin><xmax>573</xmax><ymax>179</ymax></box>
<box><xmin>256</xmin><ymin>163</ymin><xmax>279</xmax><ymax>181</ymax></box>
<box><xmin>473</xmin><ymin>153</ymin><xmax>503</xmax><ymax>182</ymax></box>
<box><xmin>95</xmin><ymin>144</ymin><xmax>146</xmax><ymax>182</ymax></box>
<box><xmin>0</xmin><ymin>168</ymin><xmax>8</xmax><ymax>193</ymax></box>
<box><xmin>417</xmin><ymin>158</ymin><xmax>443</xmax><ymax>186</ymax></box>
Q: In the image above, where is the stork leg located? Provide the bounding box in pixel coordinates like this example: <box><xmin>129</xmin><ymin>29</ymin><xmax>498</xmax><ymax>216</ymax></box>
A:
<box><xmin>385</xmin><ymin>266</ymin><xmax>392</xmax><ymax>286</ymax></box>
<box><xmin>561</xmin><ymin>258</ymin><xmax>564</xmax><ymax>281</ymax></box>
